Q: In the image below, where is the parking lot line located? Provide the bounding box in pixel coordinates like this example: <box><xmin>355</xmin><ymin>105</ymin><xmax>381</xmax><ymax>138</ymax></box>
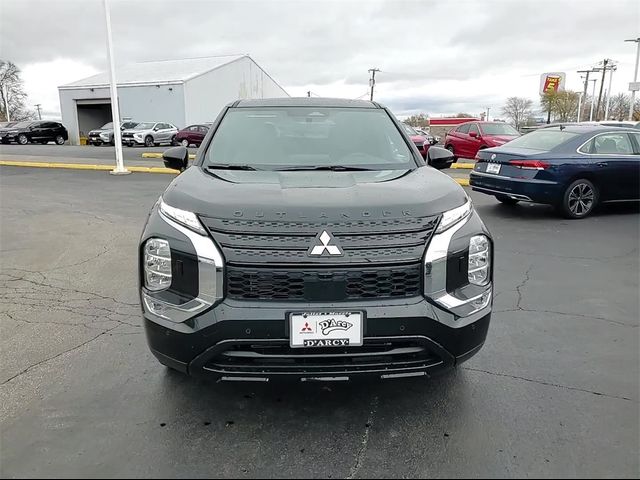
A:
<box><xmin>0</xmin><ymin>160</ymin><xmax>178</xmax><ymax>174</ymax></box>
<box><xmin>451</xmin><ymin>163</ymin><xmax>475</xmax><ymax>169</ymax></box>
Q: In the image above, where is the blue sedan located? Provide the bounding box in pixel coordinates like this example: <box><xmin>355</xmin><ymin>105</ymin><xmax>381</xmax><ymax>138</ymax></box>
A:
<box><xmin>469</xmin><ymin>125</ymin><xmax>640</xmax><ymax>218</ymax></box>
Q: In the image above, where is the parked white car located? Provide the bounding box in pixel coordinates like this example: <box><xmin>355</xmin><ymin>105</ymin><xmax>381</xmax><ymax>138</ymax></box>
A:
<box><xmin>122</xmin><ymin>122</ymin><xmax>179</xmax><ymax>147</ymax></box>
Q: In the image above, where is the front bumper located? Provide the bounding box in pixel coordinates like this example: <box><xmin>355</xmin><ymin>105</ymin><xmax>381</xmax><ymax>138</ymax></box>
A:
<box><xmin>144</xmin><ymin>302</ymin><xmax>490</xmax><ymax>381</ymax></box>
<box><xmin>469</xmin><ymin>170</ymin><xmax>561</xmax><ymax>204</ymax></box>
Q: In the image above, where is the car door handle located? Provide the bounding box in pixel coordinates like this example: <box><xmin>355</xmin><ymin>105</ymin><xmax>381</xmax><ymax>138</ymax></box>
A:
<box><xmin>597</xmin><ymin>162</ymin><xmax>608</xmax><ymax>167</ymax></box>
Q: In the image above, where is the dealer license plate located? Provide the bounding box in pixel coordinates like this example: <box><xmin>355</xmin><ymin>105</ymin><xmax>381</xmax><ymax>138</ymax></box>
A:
<box><xmin>290</xmin><ymin>312</ymin><xmax>363</xmax><ymax>348</ymax></box>
<box><xmin>486</xmin><ymin>163</ymin><xmax>501</xmax><ymax>174</ymax></box>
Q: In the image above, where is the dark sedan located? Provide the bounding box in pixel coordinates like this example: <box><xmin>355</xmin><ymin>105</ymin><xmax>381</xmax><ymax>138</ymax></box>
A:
<box><xmin>173</xmin><ymin>124</ymin><xmax>211</xmax><ymax>147</ymax></box>
<box><xmin>469</xmin><ymin>125</ymin><xmax>640</xmax><ymax>218</ymax></box>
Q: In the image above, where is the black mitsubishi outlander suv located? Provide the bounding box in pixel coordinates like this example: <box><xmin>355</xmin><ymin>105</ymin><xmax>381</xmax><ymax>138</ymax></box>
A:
<box><xmin>140</xmin><ymin>98</ymin><xmax>493</xmax><ymax>382</ymax></box>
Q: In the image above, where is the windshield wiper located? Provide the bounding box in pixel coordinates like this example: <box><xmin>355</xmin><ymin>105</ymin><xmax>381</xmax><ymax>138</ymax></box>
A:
<box><xmin>206</xmin><ymin>164</ymin><xmax>260</xmax><ymax>171</ymax></box>
<box><xmin>276</xmin><ymin>165</ymin><xmax>374</xmax><ymax>172</ymax></box>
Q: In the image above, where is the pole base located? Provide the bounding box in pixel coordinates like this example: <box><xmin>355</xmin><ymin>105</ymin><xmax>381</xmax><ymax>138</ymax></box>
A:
<box><xmin>109</xmin><ymin>169</ymin><xmax>131</xmax><ymax>176</ymax></box>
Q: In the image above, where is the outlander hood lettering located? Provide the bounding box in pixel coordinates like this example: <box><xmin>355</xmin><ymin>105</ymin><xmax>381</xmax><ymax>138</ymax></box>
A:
<box><xmin>308</xmin><ymin>231</ymin><xmax>343</xmax><ymax>256</ymax></box>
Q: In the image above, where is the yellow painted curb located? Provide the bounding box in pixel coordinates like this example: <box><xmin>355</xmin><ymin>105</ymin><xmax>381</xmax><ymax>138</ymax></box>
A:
<box><xmin>142</xmin><ymin>152</ymin><xmax>196</xmax><ymax>159</ymax></box>
<box><xmin>451</xmin><ymin>163</ymin><xmax>475</xmax><ymax>169</ymax></box>
<box><xmin>456</xmin><ymin>178</ymin><xmax>470</xmax><ymax>186</ymax></box>
<box><xmin>0</xmin><ymin>160</ymin><xmax>178</xmax><ymax>174</ymax></box>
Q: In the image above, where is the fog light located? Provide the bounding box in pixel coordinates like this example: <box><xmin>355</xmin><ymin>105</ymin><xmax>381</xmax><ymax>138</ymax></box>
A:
<box><xmin>469</xmin><ymin>235</ymin><xmax>490</xmax><ymax>286</ymax></box>
<box><xmin>144</xmin><ymin>238</ymin><xmax>171</xmax><ymax>291</ymax></box>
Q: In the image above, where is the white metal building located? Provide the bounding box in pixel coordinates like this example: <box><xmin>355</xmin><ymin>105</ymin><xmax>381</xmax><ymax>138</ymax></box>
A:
<box><xmin>58</xmin><ymin>55</ymin><xmax>289</xmax><ymax>145</ymax></box>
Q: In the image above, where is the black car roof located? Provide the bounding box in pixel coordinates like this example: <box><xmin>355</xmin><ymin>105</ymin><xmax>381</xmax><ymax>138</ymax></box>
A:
<box><xmin>235</xmin><ymin>97</ymin><xmax>379</xmax><ymax>109</ymax></box>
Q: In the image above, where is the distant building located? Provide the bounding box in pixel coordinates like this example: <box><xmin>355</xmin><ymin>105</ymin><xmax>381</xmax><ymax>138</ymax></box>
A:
<box><xmin>58</xmin><ymin>55</ymin><xmax>289</xmax><ymax>145</ymax></box>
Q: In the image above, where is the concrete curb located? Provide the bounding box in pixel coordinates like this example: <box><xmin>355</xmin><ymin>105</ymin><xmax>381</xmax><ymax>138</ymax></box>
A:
<box><xmin>0</xmin><ymin>160</ymin><xmax>178</xmax><ymax>174</ymax></box>
<box><xmin>142</xmin><ymin>152</ymin><xmax>196</xmax><ymax>159</ymax></box>
<box><xmin>451</xmin><ymin>163</ymin><xmax>474</xmax><ymax>169</ymax></box>
<box><xmin>0</xmin><ymin>160</ymin><xmax>471</xmax><ymax>185</ymax></box>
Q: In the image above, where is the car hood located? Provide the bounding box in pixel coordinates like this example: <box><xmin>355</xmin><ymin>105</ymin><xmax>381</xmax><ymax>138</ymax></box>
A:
<box><xmin>123</xmin><ymin>128</ymin><xmax>151</xmax><ymax>133</ymax></box>
<box><xmin>410</xmin><ymin>135</ymin><xmax>426</xmax><ymax>143</ymax></box>
<box><xmin>162</xmin><ymin>166</ymin><xmax>468</xmax><ymax>222</ymax></box>
<box><xmin>89</xmin><ymin>128</ymin><xmax>113</xmax><ymax>134</ymax></box>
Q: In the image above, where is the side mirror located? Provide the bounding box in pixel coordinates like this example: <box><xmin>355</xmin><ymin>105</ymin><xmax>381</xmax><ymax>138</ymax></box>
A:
<box><xmin>426</xmin><ymin>146</ymin><xmax>455</xmax><ymax>169</ymax></box>
<box><xmin>163</xmin><ymin>146</ymin><xmax>188</xmax><ymax>171</ymax></box>
<box><xmin>469</xmin><ymin>131</ymin><xmax>478</xmax><ymax>138</ymax></box>
<box><xmin>153</xmin><ymin>127</ymin><xmax>160</xmax><ymax>131</ymax></box>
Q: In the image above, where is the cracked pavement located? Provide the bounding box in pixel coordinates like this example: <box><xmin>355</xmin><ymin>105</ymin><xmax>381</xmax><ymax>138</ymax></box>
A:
<box><xmin>1</xmin><ymin>166</ymin><xmax>638</xmax><ymax>478</ymax></box>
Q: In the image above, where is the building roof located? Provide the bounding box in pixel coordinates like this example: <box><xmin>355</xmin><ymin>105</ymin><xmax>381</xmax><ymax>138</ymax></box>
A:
<box><xmin>429</xmin><ymin>118</ymin><xmax>480</xmax><ymax>126</ymax></box>
<box><xmin>59</xmin><ymin>55</ymin><xmax>247</xmax><ymax>89</ymax></box>
<box><xmin>236</xmin><ymin>98</ymin><xmax>378</xmax><ymax>108</ymax></box>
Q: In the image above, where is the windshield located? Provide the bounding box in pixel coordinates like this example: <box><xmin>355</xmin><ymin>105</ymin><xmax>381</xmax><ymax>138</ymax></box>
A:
<box><xmin>204</xmin><ymin>107</ymin><xmax>415</xmax><ymax>171</ymax></box>
<box><xmin>100</xmin><ymin>122</ymin><xmax>113</xmax><ymax>129</ymax></box>
<box><xmin>502</xmin><ymin>129</ymin><xmax>578</xmax><ymax>151</ymax></box>
<box><xmin>481</xmin><ymin>123</ymin><xmax>519</xmax><ymax>135</ymax></box>
<box><xmin>401</xmin><ymin>123</ymin><xmax>419</xmax><ymax>136</ymax></box>
<box><xmin>134</xmin><ymin>122</ymin><xmax>155</xmax><ymax>130</ymax></box>
<box><xmin>11</xmin><ymin>121</ymin><xmax>33</xmax><ymax>128</ymax></box>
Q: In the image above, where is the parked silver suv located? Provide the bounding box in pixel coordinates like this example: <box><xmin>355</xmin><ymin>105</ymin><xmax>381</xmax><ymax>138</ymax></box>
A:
<box><xmin>122</xmin><ymin>122</ymin><xmax>178</xmax><ymax>147</ymax></box>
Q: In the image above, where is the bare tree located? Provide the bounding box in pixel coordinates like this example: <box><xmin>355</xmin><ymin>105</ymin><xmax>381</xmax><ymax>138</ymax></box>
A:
<box><xmin>608</xmin><ymin>93</ymin><xmax>631</xmax><ymax>120</ymax></box>
<box><xmin>0</xmin><ymin>60</ymin><xmax>33</xmax><ymax>121</ymax></box>
<box><xmin>501</xmin><ymin>97</ymin><xmax>533</xmax><ymax>129</ymax></box>
<box><xmin>404</xmin><ymin>113</ymin><xmax>430</xmax><ymax>128</ymax></box>
<box><xmin>541</xmin><ymin>91</ymin><xmax>580</xmax><ymax>122</ymax></box>
<box><xmin>456</xmin><ymin>112</ymin><xmax>474</xmax><ymax>118</ymax></box>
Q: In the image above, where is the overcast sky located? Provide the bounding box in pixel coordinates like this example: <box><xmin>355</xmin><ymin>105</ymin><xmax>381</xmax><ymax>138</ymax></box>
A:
<box><xmin>1</xmin><ymin>0</ymin><xmax>638</xmax><ymax>120</ymax></box>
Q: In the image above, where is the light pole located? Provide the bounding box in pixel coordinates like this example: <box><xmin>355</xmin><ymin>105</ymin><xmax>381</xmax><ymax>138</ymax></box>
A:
<box><xmin>625</xmin><ymin>38</ymin><xmax>640</xmax><ymax>121</ymax></box>
<box><xmin>589</xmin><ymin>78</ymin><xmax>597</xmax><ymax>121</ymax></box>
<box><xmin>604</xmin><ymin>65</ymin><xmax>616</xmax><ymax>120</ymax></box>
<box><xmin>576</xmin><ymin>92</ymin><xmax>583</xmax><ymax>122</ymax></box>
<box><xmin>368</xmin><ymin>68</ymin><xmax>380</xmax><ymax>102</ymax></box>
<box><xmin>103</xmin><ymin>0</ymin><xmax>129</xmax><ymax>175</ymax></box>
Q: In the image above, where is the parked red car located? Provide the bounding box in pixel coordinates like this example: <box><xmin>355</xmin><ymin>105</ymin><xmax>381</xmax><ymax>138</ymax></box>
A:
<box><xmin>400</xmin><ymin>123</ymin><xmax>429</xmax><ymax>158</ymax></box>
<box><xmin>444</xmin><ymin>121</ymin><xmax>520</xmax><ymax>160</ymax></box>
<box><xmin>173</xmin><ymin>124</ymin><xmax>211</xmax><ymax>147</ymax></box>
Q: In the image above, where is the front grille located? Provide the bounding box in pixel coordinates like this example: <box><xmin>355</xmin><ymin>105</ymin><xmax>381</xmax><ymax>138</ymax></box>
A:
<box><xmin>122</xmin><ymin>132</ymin><xmax>134</xmax><ymax>138</ymax></box>
<box><xmin>201</xmin><ymin>215</ymin><xmax>439</xmax><ymax>266</ymax></box>
<box><xmin>227</xmin><ymin>264</ymin><xmax>422</xmax><ymax>301</ymax></box>
<box><xmin>202</xmin><ymin>337</ymin><xmax>446</xmax><ymax>377</ymax></box>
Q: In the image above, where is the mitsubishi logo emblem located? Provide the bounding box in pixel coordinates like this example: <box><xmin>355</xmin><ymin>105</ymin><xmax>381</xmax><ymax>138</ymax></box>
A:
<box><xmin>308</xmin><ymin>230</ymin><xmax>344</xmax><ymax>256</ymax></box>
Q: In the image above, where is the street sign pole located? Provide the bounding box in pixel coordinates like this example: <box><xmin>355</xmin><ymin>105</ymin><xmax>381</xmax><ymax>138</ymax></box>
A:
<box><xmin>103</xmin><ymin>0</ymin><xmax>129</xmax><ymax>175</ymax></box>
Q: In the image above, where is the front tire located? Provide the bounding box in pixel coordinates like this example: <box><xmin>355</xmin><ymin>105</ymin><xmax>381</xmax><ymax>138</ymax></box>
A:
<box><xmin>145</xmin><ymin>135</ymin><xmax>154</xmax><ymax>147</ymax></box>
<box><xmin>180</xmin><ymin>139</ymin><xmax>189</xmax><ymax>148</ymax></box>
<box><xmin>17</xmin><ymin>134</ymin><xmax>28</xmax><ymax>145</ymax></box>
<box><xmin>55</xmin><ymin>135</ymin><xmax>65</xmax><ymax>145</ymax></box>
<box><xmin>495</xmin><ymin>194</ymin><xmax>519</xmax><ymax>205</ymax></box>
<box><xmin>445</xmin><ymin>144</ymin><xmax>456</xmax><ymax>160</ymax></box>
<box><xmin>558</xmin><ymin>179</ymin><xmax>598</xmax><ymax>219</ymax></box>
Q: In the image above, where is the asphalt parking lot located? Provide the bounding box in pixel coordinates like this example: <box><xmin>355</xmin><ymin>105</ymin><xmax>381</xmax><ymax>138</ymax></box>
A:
<box><xmin>1</xmin><ymin>166</ymin><xmax>638</xmax><ymax>478</ymax></box>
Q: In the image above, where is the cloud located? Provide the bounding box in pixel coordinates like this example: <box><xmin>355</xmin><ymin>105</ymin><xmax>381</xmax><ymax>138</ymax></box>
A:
<box><xmin>1</xmin><ymin>0</ymin><xmax>638</xmax><ymax>118</ymax></box>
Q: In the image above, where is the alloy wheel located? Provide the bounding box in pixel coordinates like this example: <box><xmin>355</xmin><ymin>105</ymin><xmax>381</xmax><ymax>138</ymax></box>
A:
<box><xmin>568</xmin><ymin>182</ymin><xmax>595</xmax><ymax>216</ymax></box>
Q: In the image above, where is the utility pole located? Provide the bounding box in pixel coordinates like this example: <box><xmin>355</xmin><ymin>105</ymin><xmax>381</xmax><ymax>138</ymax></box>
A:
<box><xmin>484</xmin><ymin>106</ymin><xmax>491</xmax><ymax>121</ymax></box>
<box><xmin>577</xmin><ymin>69</ymin><xmax>594</xmax><ymax>122</ymax></box>
<box><xmin>2</xmin><ymin>83</ymin><xmax>9</xmax><ymax>122</ymax></box>
<box><xmin>307</xmin><ymin>91</ymin><xmax>311</xmax><ymax>97</ymax></box>
<box><xmin>595</xmin><ymin>59</ymin><xmax>609</xmax><ymax>121</ymax></box>
<box><xmin>625</xmin><ymin>37</ymin><xmax>640</xmax><ymax>121</ymax></box>
<box><xmin>604</xmin><ymin>64</ymin><xmax>617</xmax><ymax>120</ymax></box>
<box><xmin>34</xmin><ymin>104</ymin><xmax>42</xmax><ymax>120</ymax></box>
<box><xmin>103</xmin><ymin>0</ymin><xmax>129</xmax><ymax>175</ymax></box>
<box><xmin>368</xmin><ymin>68</ymin><xmax>380</xmax><ymax>102</ymax></box>
<box><xmin>589</xmin><ymin>78</ymin><xmax>597</xmax><ymax>121</ymax></box>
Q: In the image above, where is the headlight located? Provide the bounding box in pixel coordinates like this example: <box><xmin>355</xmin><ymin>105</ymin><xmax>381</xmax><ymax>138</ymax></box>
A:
<box><xmin>159</xmin><ymin>199</ymin><xmax>207</xmax><ymax>235</ymax></box>
<box><xmin>100</xmin><ymin>133</ymin><xmax>110</xmax><ymax>138</ymax></box>
<box><xmin>143</xmin><ymin>238</ymin><xmax>171</xmax><ymax>291</ymax></box>
<box><xmin>468</xmin><ymin>235</ymin><xmax>491</xmax><ymax>285</ymax></box>
<box><xmin>436</xmin><ymin>199</ymin><xmax>472</xmax><ymax>233</ymax></box>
